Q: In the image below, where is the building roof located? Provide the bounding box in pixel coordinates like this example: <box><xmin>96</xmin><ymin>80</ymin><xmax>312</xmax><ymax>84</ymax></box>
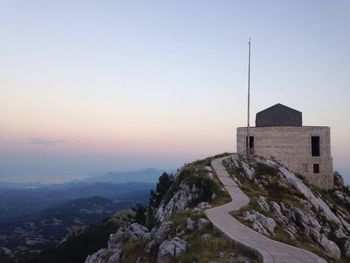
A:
<box><xmin>255</xmin><ymin>103</ymin><xmax>302</xmax><ymax>127</ymax></box>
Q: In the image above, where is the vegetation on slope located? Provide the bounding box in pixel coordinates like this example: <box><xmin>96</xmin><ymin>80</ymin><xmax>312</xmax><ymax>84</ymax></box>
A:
<box><xmin>121</xmin><ymin>209</ymin><xmax>258</xmax><ymax>263</ymax></box>
<box><xmin>20</xmin><ymin>154</ymin><xmax>261</xmax><ymax>263</ymax></box>
<box><xmin>79</xmin><ymin>153</ymin><xmax>259</xmax><ymax>263</ymax></box>
<box><xmin>28</xmin><ymin>210</ymin><xmax>133</xmax><ymax>263</ymax></box>
<box><xmin>224</xmin><ymin>154</ymin><xmax>350</xmax><ymax>263</ymax></box>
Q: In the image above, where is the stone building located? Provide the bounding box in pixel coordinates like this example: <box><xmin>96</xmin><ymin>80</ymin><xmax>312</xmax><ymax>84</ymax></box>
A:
<box><xmin>237</xmin><ymin>103</ymin><xmax>334</xmax><ymax>190</ymax></box>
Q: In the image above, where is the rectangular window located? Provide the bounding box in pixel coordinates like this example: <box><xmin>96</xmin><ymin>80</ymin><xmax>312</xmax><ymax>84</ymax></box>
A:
<box><xmin>311</xmin><ymin>136</ymin><xmax>320</xmax><ymax>156</ymax></box>
<box><xmin>249</xmin><ymin>136</ymin><xmax>254</xmax><ymax>149</ymax></box>
<box><xmin>245</xmin><ymin>136</ymin><xmax>254</xmax><ymax>154</ymax></box>
<box><xmin>313</xmin><ymin>164</ymin><xmax>320</xmax><ymax>174</ymax></box>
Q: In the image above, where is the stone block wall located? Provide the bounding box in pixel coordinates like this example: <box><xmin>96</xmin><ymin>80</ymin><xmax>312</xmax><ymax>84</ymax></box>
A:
<box><xmin>236</xmin><ymin>126</ymin><xmax>334</xmax><ymax>189</ymax></box>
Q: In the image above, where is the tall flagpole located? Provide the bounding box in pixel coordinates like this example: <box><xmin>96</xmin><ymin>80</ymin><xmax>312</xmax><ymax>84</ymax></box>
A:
<box><xmin>246</xmin><ymin>39</ymin><xmax>251</xmax><ymax>157</ymax></box>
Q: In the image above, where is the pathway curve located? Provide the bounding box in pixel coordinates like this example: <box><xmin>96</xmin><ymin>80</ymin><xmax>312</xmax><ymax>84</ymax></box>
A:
<box><xmin>205</xmin><ymin>156</ymin><xmax>327</xmax><ymax>263</ymax></box>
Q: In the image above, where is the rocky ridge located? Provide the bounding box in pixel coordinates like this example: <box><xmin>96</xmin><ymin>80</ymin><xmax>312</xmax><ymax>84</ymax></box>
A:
<box><xmin>84</xmin><ymin>155</ymin><xmax>258</xmax><ymax>263</ymax></box>
<box><xmin>48</xmin><ymin>153</ymin><xmax>350</xmax><ymax>263</ymax></box>
<box><xmin>224</xmin><ymin>154</ymin><xmax>350</xmax><ymax>262</ymax></box>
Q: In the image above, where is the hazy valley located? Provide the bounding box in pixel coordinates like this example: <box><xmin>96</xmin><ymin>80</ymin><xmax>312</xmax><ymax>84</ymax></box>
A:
<box><xmin>0</xmin><ymin>169</ymin><xmax>166</xmax><ymax>262</ymax></box>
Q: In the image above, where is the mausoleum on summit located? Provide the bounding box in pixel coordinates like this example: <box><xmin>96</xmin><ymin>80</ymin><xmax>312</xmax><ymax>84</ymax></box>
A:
<box><xmin>237</xmin><ymin>103</ymin><xmax>334</xmax><ymax>190</ymax></box>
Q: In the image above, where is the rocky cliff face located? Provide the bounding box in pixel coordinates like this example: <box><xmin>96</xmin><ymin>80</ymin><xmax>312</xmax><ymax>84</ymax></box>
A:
<box><xmin>84</xmin><ymin>155</ymin><xmax>257</xmax><ymax>263</ymax></box>
<box><xmin>224</xmin><ymin>154</ymin><xmax>350</xmax><ymax>262</ymax></box>
<box><xmin>72</xmin><ymin>153</ymin><xmax>349</xmax><ymax>263</ymax></box>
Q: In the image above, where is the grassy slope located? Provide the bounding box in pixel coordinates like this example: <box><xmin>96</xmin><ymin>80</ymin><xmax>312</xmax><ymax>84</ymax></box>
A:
<box><xmin>28</xmin><ymin>210</ymin><xmax>133</xmax><ymax>263</ymax></box>
<box><xmin>225</xmin><ymin>155</ymin><xmax>349</xmax><ymax>263</ymax></box>
<box><xmin>121</xmin><ymin>153</ymin><xmax>258</xmax><ymax>263</ymax></box>
<box><xmin>21</xmin><ymin>154</ymin><xmax>259</xmax><ymax>263</ymax></box>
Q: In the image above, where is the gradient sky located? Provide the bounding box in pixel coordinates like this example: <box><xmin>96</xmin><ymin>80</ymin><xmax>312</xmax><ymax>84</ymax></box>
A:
<box><xmin>1</xmin><ymin>1</ymin><xmax>349</xmax><ymax>183</ymax></box>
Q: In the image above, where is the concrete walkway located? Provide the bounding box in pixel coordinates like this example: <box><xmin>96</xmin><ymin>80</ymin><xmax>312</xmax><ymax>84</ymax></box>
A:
<box><xmin>205</xmin><ymin>156</ymin><xmax>327</xmax><ymax>263</ymax></box>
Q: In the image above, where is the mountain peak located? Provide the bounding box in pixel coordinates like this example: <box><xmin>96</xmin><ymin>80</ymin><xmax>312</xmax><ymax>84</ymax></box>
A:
<box><xmin>32</xmin><ymin>154</ymin><xmax>350</xmax><ymax>263</ymax></box>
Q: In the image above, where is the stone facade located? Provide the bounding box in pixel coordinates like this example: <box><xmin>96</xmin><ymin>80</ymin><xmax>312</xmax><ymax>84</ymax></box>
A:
<box><xmin>237</xmin><ymin>126</ymin><xmax>334</xmax><ymax>190</ymax></box>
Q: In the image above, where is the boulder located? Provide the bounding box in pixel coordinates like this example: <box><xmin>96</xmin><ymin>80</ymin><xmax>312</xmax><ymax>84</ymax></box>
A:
<box><xmin>176</xmin><ymin>230</ymin><xmax>185</xmax><ymax>237</ymax></box>
<box><xmin>290</xmin><ymin>207</ymin><xmax>322</xmax><ymax>241</ymax></box>
<box><xmin>108</xmin><ymin>223</ymin><xmax>150</xmax><ymax>248</ymax></box>
<box><xmin>262</xmin><ymin>216</ymin><xmax>277</xmax><ymax>234</ymax></box>
<box><xmin>257</xmin><ymin>196</ymin><xmax>270</xmax><ymax>212</ymax></box>
<box><xmin>154</xmin><ymin>221</ymin><xmax>173</xmax><ymax>242</ymax></box>
<box><xmin>334</xmin><ymin>228</ymin><xmax>346</xmax><ymax>239</ymax></box>
<box><xmin>334</xmin><ymin>172</ymin><xmax>345</xmax><ymax>187</ymax></box>
<box><xmin>157</xmin><ymin>237</ymin><xmax>188</xmax><ymax>262</ymax></box>
<box><xmin>108</xmin><ymin>229</ymin><xmax>125</xmax><ymax>248</ymax></box>
<box><xmin>252</xmin><ymin>221</ymin><xmax>269</xmax><ymax>236</ymax></box>
<box><xmin>273</xmin><ymin>202</ymin><xmax>343</xmax><ymax>260</ymax></box>
<box><xmin>278</xmin><ymin>166</ymin><xmax>340</xmax><ymax>224</ymax></box>
<box><xmin>197</xmin><ymin>218</ymin><xmax>211</xmax><ymax>229</ymax></box>
<box><xmin>344</xmin><ymin>239</ymin><xmax>350</xmax><ymax>257</ymax></box>
<box><xmin>155</xmin><ymin>182</ymin><xmax>198</xmax><ymax>222</ymax></box>
<box><xmin>319</xmin><ymin>234</ymin><xmax>341</xmax><ymax>260</ymax></box>
<box><xmin>186</xmin><ymin>218</ymin><xmax>195</xmax><ymax>230</ymax></box>
<box><xmin>241</xmin><ymin>162</ymin><xmax>254</xmax><ymax>179</ymax></box>
<box><xmin>256</xmin><ymin>157</ymin><xmax>279</xmax><ymax>168</ymax></box>
<box><xmin>270</xmin><ymin>201</ymin><xmax>289</xmax><ymax>224</ymax></box>
<box><xmin>205</xmin><ymin>166</ymin><xmax>212</xmax><ymax>172</ymax></box>
<box><xmin>334</xmin><ymin>191</ymin><xmax>345</xmax><ymax>200</ymax></box>
<box><xmin>345</xmin><ymin>196</ymin><xmax>350</xmax><ymax>206</ymax></box>
<box><xmin>197</xmin><ymin>202</ymin><xmax>211</xmax><ymax>210</ymax></box>
<box><xmin>340</xmin><ymin>216</ymin><xmax>350</xmax><ymax>232</ymax></box>
<box><xmin>85</xmin><ymin>247</ymin><xmax>122</xmax><ymax>263</ymax></box>
<box><xmin>201</xmin><ymin>233</ymin><xmax>211</xmax><ymax>240</ymax></box>
<box><xmin>145</xmin><ymin>221</ymin><xmax>173</xmax><ymax>253</ymax></box>
<box><xmin>127</xmin><ymin>223</ymin><xmax>151</xmax><ymax>241</ymax></box>
<box><xmin>242</xmin><ymin>210</ymin><xmax>276</xmax><ymax>235</ymax></box>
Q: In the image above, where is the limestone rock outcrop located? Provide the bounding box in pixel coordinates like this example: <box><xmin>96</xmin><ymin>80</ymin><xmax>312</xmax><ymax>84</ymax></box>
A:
<box><xmin>85</xmin><ymin>246</ymin><xmax>122</xmax><ymax>263</ymax></box>
<box><xmin>224</xmin><ymin>155</ymin><xmax>350</xmax><ymax>260</ymax></box>
<box><xmin>157</xmin><ymin>237</ymin><xmax>188</xmax><ymax>262</ymax></box>
<box><xmin>241</xmin><ymin>210</ymin><xmax>276</xmax><ymax>235</ymax></box>
<box><xmin>85</xmin><ymin>154</ymin><xmax>350</xmax><ymax>263</ymax></box>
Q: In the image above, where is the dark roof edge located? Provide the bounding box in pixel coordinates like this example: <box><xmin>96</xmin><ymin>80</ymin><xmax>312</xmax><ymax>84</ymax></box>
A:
<box><xmin>237</xmin><ymin>126</ymin><xmax>330</xmax><ymax>129</ymax></box>
<box><xmin>257</xmin><ymin>103</ymin><xmax>302</xmax><ymax>114</ymax></box>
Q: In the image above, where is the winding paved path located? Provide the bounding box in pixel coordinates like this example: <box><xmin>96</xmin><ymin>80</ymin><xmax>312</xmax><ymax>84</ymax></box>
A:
<box><xmin>205</xmin><ymin>156</ymin><xmax>327</xmax><ymax>263</ymax></box>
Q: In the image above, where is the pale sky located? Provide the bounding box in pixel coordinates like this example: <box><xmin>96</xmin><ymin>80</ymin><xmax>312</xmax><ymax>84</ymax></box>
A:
<box><xmin>1</xmin><ymin>1</ymin><xmax>349</xmax><ymax>183</ymax></box>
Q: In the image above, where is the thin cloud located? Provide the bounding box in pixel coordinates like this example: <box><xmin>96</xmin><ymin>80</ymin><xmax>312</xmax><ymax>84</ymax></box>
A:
<box><xmin>29</xmin><ymin>138</ymin><xmax>65</xmax><ymax>146</ymax></box>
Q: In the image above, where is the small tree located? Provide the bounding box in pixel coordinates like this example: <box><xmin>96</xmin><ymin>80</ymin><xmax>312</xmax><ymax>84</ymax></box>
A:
<box><xmin>134</xmin><ymin>204</ymin><xmax>146</xmax><ymax>225</ymax></box>
<box><xmin>156</xmin><ymin>173</ymin><xmax>174</xmax><ymax>197</ymax></box>
<box><xmin>146</xmin><ymin>172</ymin><xmax>174</xmax><ymax>227</ymax></box>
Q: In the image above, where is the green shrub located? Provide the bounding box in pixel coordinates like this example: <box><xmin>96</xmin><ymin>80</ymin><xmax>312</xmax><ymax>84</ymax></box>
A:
<box><xmin>255</xmin><ymin>163</ymin><xmax>277</xmax><ymax>177</ymax></box>
<box><xmin>134</xmin><ymin>204</ymin><xmax>146</xmax><ymax>225</ymax></box>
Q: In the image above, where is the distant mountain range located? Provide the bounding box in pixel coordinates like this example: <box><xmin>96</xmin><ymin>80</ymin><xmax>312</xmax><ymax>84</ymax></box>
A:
<box><xmin>0</xmin><ymin>168</ymin><xmax>174</xmax><ymax>262</ymax></box>
<box><xmin>79</xmin><ymin>167</ymin><xmax>171</xmax><ymax>184</ymax></box>
<box><xmin>29</xmin><ymin>155</ymin><xmax>350</xmax><ymax>263</ymax></box>
<box><xmin>0</xmin><ymin>195</ymin><xmax>142</xmax><ymax>261</ymax></box>
<box><xmin>0</xmin><ymin>168</ymin><xmax>172</xmax><ymax>190</ymax></box>
<box><xmin>0</xmin><ymin>182</ymin><xmax>154</xmax><ymax>220</ymax></box>
<box><xmin>0</xmin><ymin>181</ymin><xmax>154</xmax><ymax>261</ymax></box>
